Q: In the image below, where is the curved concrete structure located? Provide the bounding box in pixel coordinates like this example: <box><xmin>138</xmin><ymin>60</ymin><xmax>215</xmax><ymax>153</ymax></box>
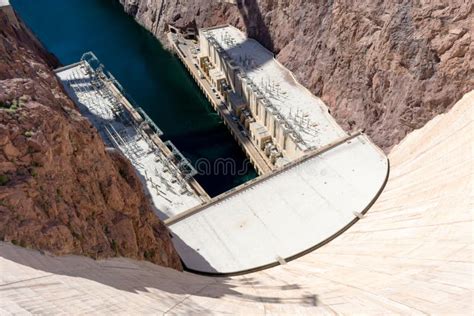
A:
<box><xmin>0</xmin><ymin>91</ymin><xmax>472</xmax><ymax>314</ymax></box>
<box><xmin>169</xmin><ymin>133</ymin><xmax>389</xmax><ymax>274</ymax></box>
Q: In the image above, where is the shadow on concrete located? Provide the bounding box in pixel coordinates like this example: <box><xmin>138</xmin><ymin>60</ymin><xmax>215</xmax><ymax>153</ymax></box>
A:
<box><xmin>171</xmin><ymin>233</ymin><xmax>218</xmax><ymax>274</ymax></box>
<box><xmin>0</xmin><ymin>242</ymin><xmax>318</xmax><ymax>310</ymax></box>
<box><xmin>236</xmin><ymin>0</ymin><xmax>274</xmax><ymax>52</ymax></box>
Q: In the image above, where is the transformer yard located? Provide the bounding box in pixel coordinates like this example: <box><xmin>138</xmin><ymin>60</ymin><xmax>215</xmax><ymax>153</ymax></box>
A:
<box><xmin>55</xmin><ymin>53</ymin><xmax>209</xmax><ymax>220</ymax></box>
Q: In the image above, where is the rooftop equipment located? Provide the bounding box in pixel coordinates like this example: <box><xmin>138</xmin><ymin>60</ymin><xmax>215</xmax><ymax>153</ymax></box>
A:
<box><xmin>136</xmin><ymin>107</ymin><xmax>164</xmax><ymax>136</ymax></box>
<box><xmin>164</xmin><ymin>141</ymin><xmax>198</xmax><ymax>181</ymax></box>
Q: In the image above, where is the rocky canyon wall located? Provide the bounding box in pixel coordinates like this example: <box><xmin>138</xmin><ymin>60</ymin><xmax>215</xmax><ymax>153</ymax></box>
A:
<box><xmin>0</xmin><ymin>6</ymin><xmax>182</xmax><ymax>270</ymax></box>
<box><xmin>119</xmin><ymin>0</ymin><xmax>473</xmax><ymax>151</ymax></box>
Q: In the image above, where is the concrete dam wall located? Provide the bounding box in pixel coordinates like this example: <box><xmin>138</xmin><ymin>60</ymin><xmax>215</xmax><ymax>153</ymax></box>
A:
<box><xmin>1</xmin><ymin>90</ymin><xmax>472</xmax><ymax>314</ymax></box>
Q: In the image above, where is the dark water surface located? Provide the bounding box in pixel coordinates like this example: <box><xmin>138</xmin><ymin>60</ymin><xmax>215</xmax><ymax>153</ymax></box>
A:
<box><xmin>11</xmin><ymin>0</ymin><xmax>257</xmax><ymax>196</ymax></box>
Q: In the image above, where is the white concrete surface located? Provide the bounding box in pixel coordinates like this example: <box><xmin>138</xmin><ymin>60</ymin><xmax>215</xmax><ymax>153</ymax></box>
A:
<box><xmin>170</xmin><ymin>133</ymin><xmax>388</xmax><ymax>273</ymax></box>
<box><xmin>55</xmin><ymin>64</ymin><xmax>202</xmax><ymax>219</ymax></box>
<box><xmin>202</xmin><ymin>25</ymin><xmax>346</xmax><ymax>150</ymax></box>
<box><xmin>0</xmin><ymin>91</ymin><xmax>472</xmax><ymax>314</ymax></box>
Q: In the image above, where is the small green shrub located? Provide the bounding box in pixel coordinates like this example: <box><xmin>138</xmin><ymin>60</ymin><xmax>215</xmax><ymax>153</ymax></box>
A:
<box><xmin>10</xmin><ymin>103</ymin><xmax>18</xmax><ymax>110</ymax></box>
<box><xmin>103</xmin><ymin>224</ymin><xmax>110</xmax><ymax>235</ymax></box>
<box><xmin>30</xmin><ymin>169</ymin><xmax>38</xmax><ymax>177</ymax></box>
<box><xmin>144</xmin><ymin>249</ymin><xmax>156</xmax><ymax>260</ymax></box>
<box><xmin>71</xmin><ymin>230</ymin><xmax>82</xmax><ymax>240</ymax></box>
<box><xmin>19</xmin><ymin>95</ymin><xmax>29</xmax><ymax>103</ymax></box>
<box><xmin>1</xmin><ymin>99</ymin><xmax>23</xmax><ymax>112</ymax></box>
<box><xmin>8</xmin><ymin>100</ymin><xmax>19</xmax><ymax>112</ymax></box>
<box><xmin>32</xmin><ymin>161</ymin><xmax>42</xmax><ymax>167</ymax></box>
<box><xmin>0</xmin><ymin>174</ymin><xmax>9</xmax><ymax>186</ymax></box>
<box><xmin>111</xmin><ymin>239</ymin><xmax>119</xmax><ymax>255</ymax></box>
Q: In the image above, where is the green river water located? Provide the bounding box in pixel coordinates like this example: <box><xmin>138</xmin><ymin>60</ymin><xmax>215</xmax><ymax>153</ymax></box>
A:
<box><xmin>11</xmin><ymin>0</ymin><xmax>257</xmax><ymax>197</ymax></box>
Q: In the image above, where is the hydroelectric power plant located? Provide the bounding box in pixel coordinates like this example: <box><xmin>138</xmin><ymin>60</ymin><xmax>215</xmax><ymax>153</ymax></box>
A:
<box><xmin>53</xmin><ymin>23</ymin><xmax>389</xmax><ymax>275</ymax></box>
<box><xmin>1</xmin><ymin>0</ymin><xmax>472</xmax><ymax>313</ymax></box>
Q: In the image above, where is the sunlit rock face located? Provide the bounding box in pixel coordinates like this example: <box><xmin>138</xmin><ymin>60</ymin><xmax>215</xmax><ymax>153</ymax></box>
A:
<box><xmin>118</xmin><ymin>0</ymin><xmax>473</xmax><ymax>151</ymax></box>
<box><xmin>0</xmin><ymin>6</ymin><xmax>182</xmax><ymax>270</ymax></box>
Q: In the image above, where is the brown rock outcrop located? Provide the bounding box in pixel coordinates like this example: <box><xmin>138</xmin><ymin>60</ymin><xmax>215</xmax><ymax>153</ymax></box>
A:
<box><xmin>0</xmin><ymin>6</ymin><xmax>182</xmax><ymax>270</ymax></box>
<box><xmin>118</xmin><ymin>0</ymin><xmax>473</xmax><ymax>151</ymax></box>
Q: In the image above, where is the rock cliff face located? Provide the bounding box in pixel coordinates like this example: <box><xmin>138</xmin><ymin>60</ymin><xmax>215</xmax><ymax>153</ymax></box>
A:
<box><xmin>0</xmin><ymin>6</ymin><xmax>182</xmax><ymax>270</ymax></box>
<box><xmin>119</xmin><ymin>0</ymin><xmax>473</xmax><ymax>151</ymax></box>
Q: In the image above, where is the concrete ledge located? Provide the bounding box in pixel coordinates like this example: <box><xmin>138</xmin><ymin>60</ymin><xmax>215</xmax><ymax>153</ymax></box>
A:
<box><xmin>0</xmin><ymin>0</ymin><xmax>10</xmax><ymax>8</ymax></box>
<box><xmin>53</xmin><ymin>62</ymin><xmax>83</xmax><ymax>73</ymax></box>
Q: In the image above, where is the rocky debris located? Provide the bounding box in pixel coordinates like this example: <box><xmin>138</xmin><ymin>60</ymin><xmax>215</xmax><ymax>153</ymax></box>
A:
<box><xmin>0</xmin><ymin>7</ymin><xmax>182</xmax><ymax>270</ymax></box>
<box><xmin>119</xmin><ymin>0</ymin><xmax>473</xmax><ymax>151</ymax></box>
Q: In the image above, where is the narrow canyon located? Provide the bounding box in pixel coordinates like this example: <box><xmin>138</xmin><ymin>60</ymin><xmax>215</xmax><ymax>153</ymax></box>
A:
<box><xmin>119</xmin><ymin>0</ymin><xmax>473</xmax><ymax>150</ymax></box>
<box><xmin>0</xmin><ymin>5</ymin><xmax>182</xmax><ymax>270</ymax></box>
